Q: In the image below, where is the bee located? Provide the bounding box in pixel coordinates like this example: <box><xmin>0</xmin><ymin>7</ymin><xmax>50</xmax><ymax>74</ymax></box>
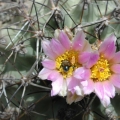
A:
<box><xmin>61</xmin><ymin>60</ymin><xmax>71</xmax><ymax>72</ymax></box>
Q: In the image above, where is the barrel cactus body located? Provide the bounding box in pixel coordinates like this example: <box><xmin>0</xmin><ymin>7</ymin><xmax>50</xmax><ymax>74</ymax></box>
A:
<box><xmin>0</xmin><ymin>0</ymin><xmax>120</xmax><ymax>120</ymax></box>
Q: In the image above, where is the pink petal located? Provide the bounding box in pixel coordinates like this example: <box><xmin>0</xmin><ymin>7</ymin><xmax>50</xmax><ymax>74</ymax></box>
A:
<box><xmin>38</xmin><ymin>68</ymin><xmax>53</xmax><ymax>80</ymax></box>
<box><xmin>74</xmin><ymin>67</ymin><xmax>91</xmax><ymax>80</ymax></box>
<box><xmin>80</xmin><ymin>80</ymin><xmax>88</xmax><ymax>86</ymax></box>
<box><xmin>42</xmin><ymin>59</ymin><xmax>56</xmax><ymax>69</ymax></box>
<box><xmin>83</xmin><ymin>79</ymin><xmax>94</xmax><ymax>94</ymax></box>
<box><xmin>79</xmin><ymin>52</ymin><xmax>99</xmax><ymax>68</ymax></box>
<box><xmin>51</xmin><ymin>39</ymin><xmax>65</xmax><ymax>56</ymax></box>
<box><xmin>58</xmin><ymin>31</ymin><xmax>71</xmax><ymax>50</ymax></box>
<box><xmin>72</xmin><ymin>30</ymin><xmax>85</xmax><ymax>51</ymax></box>
<box><xmin>85</xmin><ymin>52</ymin><xmax>99</xmax><ymax>68</ymax></box>
<box><xmin>110</xmin><ymin>74</ymin><xmax>120</xmax><ymax>88</ymax></box>
<box><xmin>99</xmin><ymin>34</ymin><xmax>116</xmax><ymax>60</ymax></box>
<box><xmin>111</xmin><ymin>64</ymin><xmax>120</xmax><ymax>74</ymax></box>
<box><xmin>95</xmin><ymin>82</ymin><xmax>104</xmax><ymax>99</ymax></box>
<box><xmin>78</xmin><ymin>52</ymin><xmax>90</xmax><ymax>64</ymax></box>
<box><xmin>51</xmin><ymin>76</ymin><xmax>63</xmax><ymax>96</ymax></box>
<box><xmin>111</xmin><ymin>51</ymin><xmax>120</xmax><ymax>64</ymax></box>
<box><xmin>103</xmin><ymin>81</ymin><xmax>115</xmax><ymax>98</ymax></box>
<box><xmin>101</xmin><ymin>95</ymin><xmax>110</xmax><ymax>107</ymax></box>
<box><xmin>67</xmin><ymin>77</ymin><xmax>79</xmax><ymax>94</ymax></box>
<box><xmin>42</xmin><ymin>40</ymin><xmax>57</xmax><ymax>59</ymax></box>
<box><xmin>48</xmin><ymin>71</ymin><xmax>61</xmax><ymax>81</ymax></box>
<box><xmin>58</xmin><ymin>80</ymin><xmax>67</xmax><ymax>96</ymax></box>
<box><xmin>74</xmin><ymin>86</ymin><xmax>83</xmax><ymax>96</ymax></box>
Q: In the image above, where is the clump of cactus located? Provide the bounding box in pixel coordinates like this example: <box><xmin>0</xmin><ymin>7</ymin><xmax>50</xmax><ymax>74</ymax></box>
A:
<box><xmin>0</xmin><ymin>0</ymin><xmax>120</xmax><ymax>120</ymax></box>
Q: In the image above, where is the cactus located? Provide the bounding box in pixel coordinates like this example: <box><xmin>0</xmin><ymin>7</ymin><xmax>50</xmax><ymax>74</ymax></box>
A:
<box><xmin>0</xmin><ymin>0</ymin><xmax>120</xmax><ymax>120</ymax></box>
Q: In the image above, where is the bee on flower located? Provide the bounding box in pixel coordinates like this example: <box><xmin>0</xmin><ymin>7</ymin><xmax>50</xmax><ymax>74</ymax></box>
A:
<box><xmin>38</xmin><ymin>28</ymin><xmax>92</xmax><ymax>97</ymax></box>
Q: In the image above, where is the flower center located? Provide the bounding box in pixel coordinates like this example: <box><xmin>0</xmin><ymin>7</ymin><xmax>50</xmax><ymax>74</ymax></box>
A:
<box><xmin>56</xmin><ymin>50</ymin><xmax>80</xmax><ymax>78</ymax></box>
<box><xmin>90</xmin><ymin>56</ymin><xmax>111</xmax><ymax>82</ymax></box>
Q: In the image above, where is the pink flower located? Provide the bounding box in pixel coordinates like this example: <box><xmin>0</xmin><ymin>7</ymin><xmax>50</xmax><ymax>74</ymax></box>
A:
<box><xmin>38</xmin><ymin>29</ymin><xmax>91</xmax><ymax>97</ymax></box>
<box><xmin>75</xmin><ymin>34</ymin><xmax>119</xmax><ymax>107</ymax></box>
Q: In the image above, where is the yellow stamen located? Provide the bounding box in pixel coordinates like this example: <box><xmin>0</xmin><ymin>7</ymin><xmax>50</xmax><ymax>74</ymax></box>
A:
<box><xmin>91</xmin><ymin>56</ymin><xmax>111</xmax><ymax>82</ymax></box>
<box><xmin>55</xmin><ymin>50</ymin><xmax>80</xmax><ymax>79</ymax></box>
